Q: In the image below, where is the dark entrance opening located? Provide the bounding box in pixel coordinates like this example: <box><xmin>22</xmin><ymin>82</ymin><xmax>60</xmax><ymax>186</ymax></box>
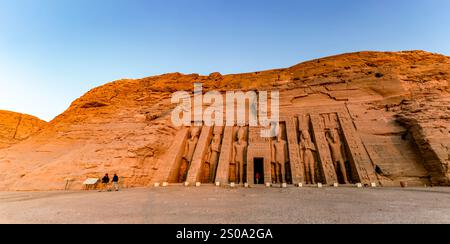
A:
<box><xmin>254</xmin><ymin>158</ymin><xmax>265</xmax><ymax>184</ymax></box>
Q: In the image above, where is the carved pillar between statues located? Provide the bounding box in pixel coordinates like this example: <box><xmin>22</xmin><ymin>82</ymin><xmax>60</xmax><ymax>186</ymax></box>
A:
<box><xmin>215</xmin><ymin>126</ymin><xmax>234</xmax><ymax>185</ymax></box>
<box><xmin>186</xmin><ymin>126</ymin><xmax>213</xmax><ymax>184</ymax></box>
<box><xmin>285</xmin><ymin>117</ymin><xmax>304</xmax><ymax>184</ymax></box>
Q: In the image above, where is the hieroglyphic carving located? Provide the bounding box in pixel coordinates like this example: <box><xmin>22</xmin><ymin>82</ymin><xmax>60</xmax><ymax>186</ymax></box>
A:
<box><xmin>179</xmin><ymin>127</ymin><xmax>201</xmax><ymax>182</ymax></box>
<box><xmin>186</xmin><ymin>126</ymin><xmax>213</xmax><ymax>184</ymax></box>
<box><xmin>338</xmin><ymin>111</ymin><xmax>377</xmax><ymax>184</ymax></box>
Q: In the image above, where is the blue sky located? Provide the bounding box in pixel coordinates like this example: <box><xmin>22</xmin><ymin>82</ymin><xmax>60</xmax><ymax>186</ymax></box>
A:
<box><xmin>0</xmin><ymin>0</ymin><xmax>449</xmax><ymax>121</ymax></box>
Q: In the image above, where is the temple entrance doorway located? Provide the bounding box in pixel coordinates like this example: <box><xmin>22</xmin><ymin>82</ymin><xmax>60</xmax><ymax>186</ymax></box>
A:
<box><xmin>254</xmin><ymin>158</ymin><xmax>265</xmax><ymax>184</ymax></box>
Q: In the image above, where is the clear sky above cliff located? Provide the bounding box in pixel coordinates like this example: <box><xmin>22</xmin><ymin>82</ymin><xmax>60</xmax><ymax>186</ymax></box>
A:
<box><xmin>0</xmin><ymin>0</ymin><xmax>449</xmax><ymax>121</ymax></box>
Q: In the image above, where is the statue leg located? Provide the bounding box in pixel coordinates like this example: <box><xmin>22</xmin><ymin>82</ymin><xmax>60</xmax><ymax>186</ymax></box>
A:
<box><xmin>236</xmin><ymin>162</ymin><xmax>240</xmax><ymax>184</ymax></box>
<box><xmin>271</xmin><ymin>163</ymin><xmax>276</xmax><ymax>183</ymax></box>
<box><xmin>304</xmin><ymin>152</ymin><xmax>315</xmax><ymax>184</ymax></box>
<box><xmin>210</xmin><ymin>152</ymin><xmax>218</xmax><ymax>182</ymax></box>
<box><xmin>239</xmin><ymin>161</ymin><xmax>245</xmax><ymax>184</ymax></box>
<box><xmin>304</xmin><ymin>158</ymin><xmax>310</xmax><ymax>184</ymax></box>
<box><xmin>179</xmin><ymin>159</ymin><xmax>188</xmax><ymax>182</ymax></box>
<box><xmin>273</xmin><ymin>163</ymin><xmax>278</xmax><ymax>183</ymax></box>
<box><xmin>309</xmin><ymin>158</ymin><xmax>316</xmax><ymax>184</ymax></box>
<box><xmin>272</xmin><ymin>163</ymin><xmax>276</xmax><ymax>183</ymax></box>
<box><xmin>339</xmin><ymin>160</ymin><xmax>350</xmax><ymax>184</ymax></box>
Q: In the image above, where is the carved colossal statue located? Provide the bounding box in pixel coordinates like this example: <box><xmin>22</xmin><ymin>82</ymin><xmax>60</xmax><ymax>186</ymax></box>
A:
<box><xmin>300</xmin><ymin>130</ymin><xmax>317</xmax><ymax>184</ymax></box>
<box><xmin>232</xmin><ymin>127</ymin><xmax>248</xmax><ymax>184</ymax></box>
<box><xmin>442</xmin><ymin>145</ymin><xmax>450</xmax><ymax>177</ymax></box>
<box><xmin>204</xmin><ymin>132</ymin><xmax>222</xmax><ymax>182</ymax></box>
<box><xmin>326</xmin><ymin>129</ymin><xmax>350</xmax><ymax>184</ymax></box>
<box><xmin>271</xmin><ymin>127</ymin><xmax>289</xmax><ymax>183</ymax></box>
<box><xmin>179</xmin><ymin>127</ymin><xmax>200</xmax><ymax>182</ymax></box>
<box><xmin>202</xmin><ymin>162</ymin><xmax>211</xmax><ymax>183</ymax></box>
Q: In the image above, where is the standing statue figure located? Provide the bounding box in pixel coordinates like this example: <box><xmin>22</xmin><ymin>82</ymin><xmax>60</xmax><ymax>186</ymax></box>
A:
<box><xmin>204</xmin><ymin>132</ymin><xmax>222</xmax><ymax>182</ymax></box>
<box><xmin>179</xmin><ymin>127</ymin><xmax>200</xmax><ymax>183</ymax></box>
<box><xmin>271</xmin><ymin>129</ymin><xmax>289</xmax><ymax>184</ymax></box>
<box><xmin>299</xmin><ymin>130</ymin><xmax>317</xmax><ymax>184</ymax></box>
<box><xmin>326</xmin><ymin>129</ymin><xmax>350</xmax><ymax>184</ymax></box>
<box><xmin>232</xmin><ymin>127</ymin><xmax>248</xmax><ymax>184</ymax></box>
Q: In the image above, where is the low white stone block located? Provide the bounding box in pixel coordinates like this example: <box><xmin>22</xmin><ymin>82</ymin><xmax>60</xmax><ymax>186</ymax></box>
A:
<box><xmin>244</xmin><ymin>183</ymin><xmax>249</xmax><ymax>188</ymax></box>
<box><xmin>371</xmin><ymin>182</ymin><xmax>377</xmax><ymax>188</ymax></box>
<box><xmin>196</xmin><ymin>182</ymin><xmax>201</xmax><ymax>187</ymax></box>
<box><xmin>162</xmin><ymin>182</ymin><xmax>169</xmax><ymax>187</ymax></box>
<box><xmin>298</xmin><ymin>183</ymin><xmax>303</xmax><ymax>188</ymax></box>
<box><xmin>266</xmin><ymin>183</ymin><xmax>272</xmax><ymax>187</ymax></box>
<box><xmin>230</xmin><ymin>182</ymin><xmax>236</xmax><ymax>188</ymax></box>
<box><xmin>333</xmin><ymin>183</ymin><xmax>339</xmax><ymax>187</ymax></box>
<box><xmin>356</xmin><ymin>183</ymin><xmax>363</xmax><ymax>188</ymax></box>
<box><xmin>282</xmin><ymin>183</ymin><xmax>288</xmax><ymax>188</ymax></box>
<box><xmin>317</xmin><ymin>183</ymin><xmax>323</xmax><ymax>188</ymax></box>
<box><xmin>184</xmin><ymin>182</ymin><xmax>190</xmax><ymax>187</ymax></box>
<box><xmin>215</xmin><ymin>182</ymin><xmax>221</xmax><ymax>187</ymax></box>
<box><xmin>154</xmin><ymin>183</ymin><xmax>160</xmax><ymax>187</ymax></box>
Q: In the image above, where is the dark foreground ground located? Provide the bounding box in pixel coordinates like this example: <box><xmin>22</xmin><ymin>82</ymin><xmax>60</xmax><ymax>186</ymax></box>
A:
<box><xmin>1</xmin><ymin>186</ymin><xmax>450</xmax><ymax>224</ymax></box>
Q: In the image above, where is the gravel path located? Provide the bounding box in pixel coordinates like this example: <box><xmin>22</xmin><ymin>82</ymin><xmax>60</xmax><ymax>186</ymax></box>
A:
<box><xmin>1</xmin><ymin>186</ymin><xmax>450</xmax><ymax>224</ymax></box>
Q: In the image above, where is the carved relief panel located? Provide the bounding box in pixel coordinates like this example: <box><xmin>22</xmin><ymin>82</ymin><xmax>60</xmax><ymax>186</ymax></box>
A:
<box><xmin>179</xmin><ymin>126</ymin><xmax>201</xmax><ymax>183</ymax></box>
<box><xmin>201</xmin><ymin>126</ymin><xmax>224</xmax><ymax>183</ymax></box>
<box><xmin>270</xmin><ymin>123</ymin><xmax>291</xmax><ymax>184</ymax></box>
<box><xmin>298</xmin><ymin>111</ymin><xmax>359</xmax><ymax>185</ymax></box>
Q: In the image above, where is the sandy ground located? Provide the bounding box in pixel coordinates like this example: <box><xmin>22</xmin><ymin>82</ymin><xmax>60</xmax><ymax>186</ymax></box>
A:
<box><xmin>1</xmin><ymin>186</ymin><xmax>450</xmax><ymax>224</ymax></box>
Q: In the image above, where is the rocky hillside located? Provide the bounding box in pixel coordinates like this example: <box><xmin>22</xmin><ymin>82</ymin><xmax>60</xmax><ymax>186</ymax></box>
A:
<box><xmin>0</xmin><ymin>50</ymin><xmax>448</xmax><ymax>190</ymax></box>
<box><xmin>0</xmin><ymin>110</ymin><xmax>47</xmax><ymax>149</ymax></box>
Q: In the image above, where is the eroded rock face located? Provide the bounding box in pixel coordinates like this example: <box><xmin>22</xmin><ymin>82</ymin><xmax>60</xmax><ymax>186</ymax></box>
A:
<box><xmin>396</xmin><ymin>95</ymin><xmax>450</xmax><ymax>185</ymax></box>
<box><xmin>0</xmin><ymin>50</ymin><xmax>449</xmax><ymax>190</ymax></box>
<box><xmin>0</xmin><ymin>110</ymin><xmax>47</xmax><ymax>149</ymax></box>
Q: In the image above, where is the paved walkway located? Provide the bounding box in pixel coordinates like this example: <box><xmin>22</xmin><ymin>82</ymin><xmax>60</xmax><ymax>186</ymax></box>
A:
<box><xmin>1</xmin><ymin>186</ymin><xmax>450</xmax><ymax>224</ymax></box>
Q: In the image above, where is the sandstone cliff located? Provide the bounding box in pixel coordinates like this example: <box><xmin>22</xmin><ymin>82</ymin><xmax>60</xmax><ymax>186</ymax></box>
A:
<box><xmin>0</xmin><ymin>110</ymin><xmax>47</xmax><ymax>149</ymax></box>
<box><xmin>0</xmin><ymin>50</ymin><xmax>449</xmax><ymax>190</ymax></box>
